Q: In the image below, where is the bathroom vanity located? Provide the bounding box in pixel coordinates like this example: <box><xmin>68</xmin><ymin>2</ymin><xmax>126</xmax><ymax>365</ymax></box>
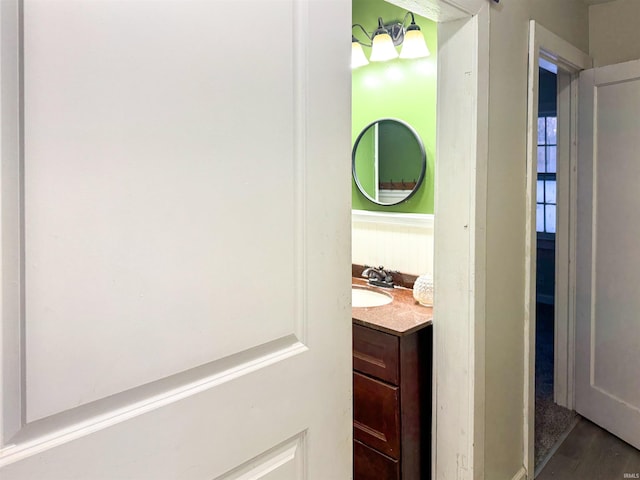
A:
<box><xmin>352</xmin><ymin>277</ymin><xmax>433</xmax><ymax>480</ymax></box>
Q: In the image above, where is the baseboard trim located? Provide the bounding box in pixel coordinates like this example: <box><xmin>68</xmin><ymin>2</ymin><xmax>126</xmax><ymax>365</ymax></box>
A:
<box><xmin>511</xmin><ymin>466</ymin><xmax>527</xmax><ymax>480</ymax></box>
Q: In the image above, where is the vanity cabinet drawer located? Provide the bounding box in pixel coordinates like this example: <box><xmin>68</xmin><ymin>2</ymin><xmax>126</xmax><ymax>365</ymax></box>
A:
<box><xmin>353</xmin><ymin>371</ymin><xmax>400</xmax><ymax>459</ymax></box>
<box><xmin>354</xmin><ymin>440</ymin><xmax>399</xmax><ymax>480</ymax></box>
<box><xmin>353</xmin><ymin>324</ymin><xmax>399</xmax><ymax>385</ymax></box>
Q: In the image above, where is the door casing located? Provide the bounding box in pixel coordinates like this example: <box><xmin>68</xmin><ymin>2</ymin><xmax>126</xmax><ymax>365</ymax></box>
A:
<box><xmin>525</xmin><ymin>20</ymin><xmax>591</xmax><ymax>477</ymax></box>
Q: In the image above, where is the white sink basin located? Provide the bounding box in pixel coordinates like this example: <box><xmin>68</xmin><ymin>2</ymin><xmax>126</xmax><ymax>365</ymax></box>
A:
<box><xmin>352</xmin><ymin>286</ymin><xmax>393</xmax><ymax>308</ymax></box>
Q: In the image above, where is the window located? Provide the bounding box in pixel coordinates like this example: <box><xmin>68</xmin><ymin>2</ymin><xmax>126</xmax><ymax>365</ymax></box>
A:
<box><xmin>537</xmin><ymin>116</ymin><xmax>556</xmax><ymax>234</ymax></box>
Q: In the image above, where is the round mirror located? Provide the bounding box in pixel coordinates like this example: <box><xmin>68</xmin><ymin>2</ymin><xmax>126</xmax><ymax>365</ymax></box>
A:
<box><xmin>352</xmin><ymin>119</ymin><xmax>426</xmax><ymax>206</ymax></box>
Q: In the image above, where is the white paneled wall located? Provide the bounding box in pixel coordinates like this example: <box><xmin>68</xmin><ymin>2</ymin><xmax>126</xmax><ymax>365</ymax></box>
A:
<box><xmin>352</xmin><ymin>210</ymin><xmax>434</xmax><ymax>276</ymax></box>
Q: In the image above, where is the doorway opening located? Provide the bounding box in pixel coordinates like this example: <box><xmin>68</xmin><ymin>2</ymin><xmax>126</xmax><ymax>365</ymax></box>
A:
<box><xmin>533</xmin><ymin>60</ymin><xmax>576</xmax><ymax>470</ymax></box>
<box><xmin>525</xmin><ymin>21</ymin><xmax>592</xmax><ymax>478</ymax></box>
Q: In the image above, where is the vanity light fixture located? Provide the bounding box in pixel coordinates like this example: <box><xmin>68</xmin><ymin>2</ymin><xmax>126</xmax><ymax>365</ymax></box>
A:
<box><xmin>351</xmin><ymin>11</ymin><xmax>430</xmax><ymax>69</ymax></box>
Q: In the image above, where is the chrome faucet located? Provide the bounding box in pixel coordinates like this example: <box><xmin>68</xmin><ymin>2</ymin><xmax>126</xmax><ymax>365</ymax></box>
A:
<box><xmin>361</xmin><ymin>265</ymin><xmax>395</xmax><ymax>288</ymax></box>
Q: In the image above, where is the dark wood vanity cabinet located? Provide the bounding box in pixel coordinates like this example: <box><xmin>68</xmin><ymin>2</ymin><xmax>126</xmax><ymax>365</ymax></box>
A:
<box><xmin>353</xmin><ymin>322</ymin><xmax>432</xmax><ymax>480</ymax></box>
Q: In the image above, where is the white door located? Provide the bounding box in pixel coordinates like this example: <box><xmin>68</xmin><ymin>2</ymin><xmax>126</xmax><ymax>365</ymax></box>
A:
<box><xmin>576</xmin><ymin>58</ymin><xmax>640</xmax><ymax>450</ymax></box>
<box><xmin>0</xmin><ymin>0</ymin><xmax>352</xmax><ymax>478</ymax></box>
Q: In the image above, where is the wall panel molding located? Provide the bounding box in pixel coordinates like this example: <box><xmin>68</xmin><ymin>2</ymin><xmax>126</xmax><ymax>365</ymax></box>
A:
<box><xmin>352</xmin><ymin>211</ymin><xmax>434</xmax><ymax>275</ymax></box>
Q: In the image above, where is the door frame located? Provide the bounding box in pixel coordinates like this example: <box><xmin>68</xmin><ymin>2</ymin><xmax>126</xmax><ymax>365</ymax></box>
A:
<box><xmin>384</xmin><ymin>1</ymin><xmax>489</xmax><ymax>477</ymax></box>
<box><xmin>524</xmin><ymin>21</ymin><xmax>591</xmax><ymax>476</ymax></box>
<box><xmin>433</xmin><ymin>10</ymin><xmax>489</xmax><ymax>480</ymax></box>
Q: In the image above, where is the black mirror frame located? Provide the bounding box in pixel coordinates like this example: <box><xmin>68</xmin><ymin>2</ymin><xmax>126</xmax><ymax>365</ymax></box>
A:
<box><xmin>352</xmin><ymin>118</ymin><xmax>427</xmax><ymax>206</ymax></box>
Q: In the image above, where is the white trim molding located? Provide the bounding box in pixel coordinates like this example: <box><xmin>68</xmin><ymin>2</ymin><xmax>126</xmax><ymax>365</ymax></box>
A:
<box><xmin>433</xmin><ymin>6</ymin><xmax>489</xmax><ymax>479</ymax></box>
<box><xmin>388</xmin><ymin>0</ymin><xmax>485</xmax><ymax>22</ymax></box>
<box><xmin>510</xmin><ymin>466</ymin><xmax>527</xmax><ymax>480</ymax></box>
<box><xmin>352</xmin><ymin>209</ymin><xmax>434</xmax><ymax>229</ymax></box>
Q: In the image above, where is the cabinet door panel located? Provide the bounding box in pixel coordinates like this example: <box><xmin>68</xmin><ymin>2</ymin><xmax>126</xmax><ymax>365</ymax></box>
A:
<box><xmin>353</xmin><ymin>371</ymin><xmax>400</xmax><ymax>458</ymax></box>
<box><xmin>354</xmin><ymin>440</ymin><xmax>399</xmax><ymax>480</ymax></box>
<box><xmin>353</xmin><ymin>324</ymin><xmax>399</xmax><ymax>384</ymax></box>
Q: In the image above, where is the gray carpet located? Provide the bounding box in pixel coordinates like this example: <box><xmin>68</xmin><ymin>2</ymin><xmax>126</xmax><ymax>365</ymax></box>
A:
<box><xmin>535</xmin><ymin>303</ymin><xmax>577</xmax><ymax>467</ymax></box>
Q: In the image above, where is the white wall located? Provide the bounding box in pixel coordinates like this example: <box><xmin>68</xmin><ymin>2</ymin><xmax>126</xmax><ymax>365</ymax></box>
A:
<box><xmin>589</xmin><ymin>0</ymin><xmax>640</xmax><ymax>67</ymax></box>
<box><xmin>482</xmin><ymin>2</ymin><xmax>589</xmax><ymax>478</ymax></box>
<box><xmin>531</xmin><ymin>0</ymin><xmax>589</xmax><ymax>53</ymax></box>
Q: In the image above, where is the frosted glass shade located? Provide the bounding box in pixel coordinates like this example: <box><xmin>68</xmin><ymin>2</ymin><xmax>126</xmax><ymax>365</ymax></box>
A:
<box><xmin>370</xmin><ymin>33</ymin><xmax>398</xmax><ymax>62</ymax></box>
<box><xmin>400</xmin><ymin>29</ymin><xmax>430</xmax><ymax>59</ymax></box>
<box><xmin>351</xmin><ymin>41</ymin><xmax>369</xmax><ymax>69</ymax></box>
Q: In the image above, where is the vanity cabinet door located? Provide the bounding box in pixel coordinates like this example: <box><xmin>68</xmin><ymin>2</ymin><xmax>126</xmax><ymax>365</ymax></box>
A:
<box><xmin>352</xmin><ymin>321</ymin><xmax>432</xmax><ymax>480</ymax></box>
<box><xmin>353</xmin><ymin>371</ymin><xmax>401</xmax><ymax>458</ymax></box>
<box><xmin>354</xmin><ymin>440</ymin><xmax>399</xmax><ymax>480</ymax></box>
<box><xmin>353</xmin><ymin>324</ymin><xmax>399</xmax><ymax>384</ymax></box>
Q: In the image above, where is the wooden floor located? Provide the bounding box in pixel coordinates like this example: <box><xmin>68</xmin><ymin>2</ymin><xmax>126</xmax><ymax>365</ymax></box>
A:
<box><xmin>537</xmin><ymin>417</ymin><xmax>640</xmax><ymax>479</ymax></box>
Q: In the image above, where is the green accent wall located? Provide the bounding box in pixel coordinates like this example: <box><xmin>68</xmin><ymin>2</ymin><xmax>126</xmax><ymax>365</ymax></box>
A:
<box><xmin>352</xmin><ymin>0</ymin><xmax>437</xmax><ymax>213</ymax></box>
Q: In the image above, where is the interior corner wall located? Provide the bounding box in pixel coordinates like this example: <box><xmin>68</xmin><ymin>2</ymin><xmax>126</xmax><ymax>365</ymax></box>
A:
<box><xmin>484</xmin><ymin>4</ymin><xmax>529</xmax><ymax>477</ymax></box>
<box><xmin>589</xmin><ymin>0</ymin><xmax>640</xmax><ymax>67</ymax></box>
<box><xmin>483</xmin><ymin>1</ymin><xmax>588</xmax><ymax>478</ymax></box>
